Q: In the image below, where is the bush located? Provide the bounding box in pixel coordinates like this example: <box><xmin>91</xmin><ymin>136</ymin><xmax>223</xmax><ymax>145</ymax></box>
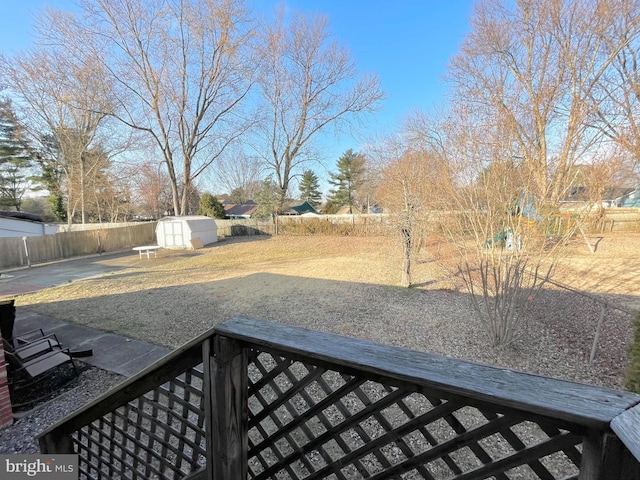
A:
<box><xmin>198</xmin><ymin>193</ymin><xmax>226</xmax><ymax>219</ymax></box>
<box><xmin>625</xmin><ymin>311</ymin><xmax>640</xmax><ymax>393</ymax></box>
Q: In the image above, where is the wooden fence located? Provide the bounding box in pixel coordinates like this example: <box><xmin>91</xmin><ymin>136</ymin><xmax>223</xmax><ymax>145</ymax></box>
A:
<box><xmin>2</xmin><ymin>210</ymin><xmax>637</xmax><ymax>270</ymax></box>
<box><xmin>0</xmin><ymin>223</ymin><xmax>157</xmax><ymax>270</ymax></box>
<box><xmin>215</xmin><ymin>219</ymin><xmax>275</xmax><ymax>237</ymax></box>
<box><xmin>593</xmin><ymin>209</ymin><xmax>640</xmax><ymax>233</ymax></box>
<box><xmin>216</xmin><ymin>215</ymin><xmax>392</xmax><ymax>237</ymax></box>
<box><xmin>39</xmin><ymin>317</ymin><xmax>640</xmax><ymax>479</ymax></box>
<box><xmin>217</xmin><ymin>209</ymin><xmax>640</xmax><ymax>239</ymax></box>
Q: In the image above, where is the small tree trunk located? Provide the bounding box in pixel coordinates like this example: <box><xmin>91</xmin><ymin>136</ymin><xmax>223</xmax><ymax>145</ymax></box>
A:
<box><xmin>401</xmin><ymin>226</ymin><xmax>412</xmax><ymax>287</ymax></box>
<box><xmin>80</xmin><ymin>160</ymin><xmax>86</xmax><ymax>224</ymax></box>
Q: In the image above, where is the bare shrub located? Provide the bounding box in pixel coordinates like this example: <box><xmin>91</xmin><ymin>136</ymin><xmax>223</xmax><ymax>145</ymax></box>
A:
<box><xmin>443</xmin><ymin>195</ymin><xmax>577</xmax><ymax>347</ymax></box>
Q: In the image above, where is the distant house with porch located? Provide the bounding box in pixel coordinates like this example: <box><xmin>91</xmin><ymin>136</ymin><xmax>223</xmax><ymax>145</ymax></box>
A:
<box><xmin>0</xmin><ymin>211</ymin><xmax>58</xmax><ymax>238</ymax></box>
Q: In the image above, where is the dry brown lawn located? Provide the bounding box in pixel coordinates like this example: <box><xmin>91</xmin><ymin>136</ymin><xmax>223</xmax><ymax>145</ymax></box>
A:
<box><xmin>15</xmin><ymin>232</ymin><xmax>640</xmax><ymax>390</ymax></box>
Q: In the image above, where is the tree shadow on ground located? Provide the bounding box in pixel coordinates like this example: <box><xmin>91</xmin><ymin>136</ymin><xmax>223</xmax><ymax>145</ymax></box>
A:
<box><xmin>14</xmin><ymin>272</ymin><xmax>638</xmax><ymax>390</ymax></box>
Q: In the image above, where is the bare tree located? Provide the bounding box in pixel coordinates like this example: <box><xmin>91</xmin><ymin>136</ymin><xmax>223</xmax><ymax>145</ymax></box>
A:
<box><xmin>591</xmin><ymin>35</ymin><xmax>640</xmax><ymax>184</ymax></box>
<box><xmin>209</xmin><ymin>145</ymin><xmax>264</xmax><ymax>200</ymax></box>
<box><xmin>132</xmin><ymin>161</ymin><xmax>173</xmax><ymax>218</ymax></box>
<box><xmin>254</xmin><ymin>8</ymin><xmax>384</xmax><ymax>212</ymax></box>
<box><xmin>372</xmin><ymin>115</ymin><xmax>453</xmax><ymax>287</ymax></box>
<box><xmin>1</xmin><ymin>45</ymin><xmax>117</xmax><ymax>224</ymax></box>
<box><xmin>377</xmin><ymin>150</ymin><xmax>431</xmax><ymax>287</ymax></box>
<box><xmin>40</xmin><ymin>0</ymin><xmax>256</xmax><ymax>216</ymax></box>
<box><xmin>565</xmin><ymin>147</ymin><xmax>630</xmax><ymax>221</ymax></box>
<box><xmin>448</xmin><ymin>0</ymin><xmax>640</xmax><ymax>205</ymax></box>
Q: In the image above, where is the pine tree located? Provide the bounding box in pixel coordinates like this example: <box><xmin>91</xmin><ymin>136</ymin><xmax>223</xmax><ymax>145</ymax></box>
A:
<box><xmin>0</xmin><ymin>99</ymin><xmax>33</xmax><ymax>211</ymax></box>
<box><xmin>254</xmin><ymin>177</ymin><xmax>280</xmax><ymax>218</ymax></box>
<box><xmin>34</xmin><ymin>134</ymin><xmax>67</xmax><ymax>221</ymax></box>
<box><xmin>298</xmin><ymin>170</ymin><xmax>322</xmax><ymax>207</ymax></box>
<box><xmin>327</xmin><ymin>149</ymin><xmax>366</xmax><ymax>213</ymax></box>
<box><xmin>198</xmin><ymin>193</ymin><xmax>226</xmax><ymax>219</ymax></box>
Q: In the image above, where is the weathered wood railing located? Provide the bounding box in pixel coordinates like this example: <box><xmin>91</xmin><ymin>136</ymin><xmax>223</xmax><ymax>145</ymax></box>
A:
<box><xmin>39</xmin><ymin>317</ymin><xmax>640</xmax><ymax>479</ymax></box>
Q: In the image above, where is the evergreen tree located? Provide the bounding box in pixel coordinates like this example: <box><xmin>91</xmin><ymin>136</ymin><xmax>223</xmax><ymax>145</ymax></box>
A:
<box><xmin>327</xmin><ymin>149</ymin><xmax>366</xmax><ymax>213</ymax></box>
<box><xmin>254</xmin><ymin>176</ymin><xmax>280</xmax><ymax>218</ymax></box>
<box><xmin>197</xmin><ymin>193</ymin><xmax>226</xmax><ymax>219</ymax></box>
<box><xmin>48</xmin><ymin>194</ymin><xmax>67</xmax><ymax>222</ymax></box>
<box><xmin>0</xmin><ymin>99</ymin><xmax>33</xmax><ymax>211</ymax></box>
<box><xmin>33</xmin><ymin>134</ymin><xmax>67</xmax><ymax>221</ymax></box>
<box><xmin>298</xmin><ymin>170</ymin><xmax>322</xmax><ymax>207</ymax></box>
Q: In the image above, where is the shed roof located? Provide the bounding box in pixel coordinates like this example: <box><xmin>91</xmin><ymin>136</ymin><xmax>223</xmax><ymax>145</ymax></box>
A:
<box><xmin>158</xmin><ymin>215</ymin><xmax>214</xmax><ymax>222</ymax></box>
<box><xmin>0</xmin><ymin>211</ymin><xmax>43</xmax><ymax>223</ymax></box>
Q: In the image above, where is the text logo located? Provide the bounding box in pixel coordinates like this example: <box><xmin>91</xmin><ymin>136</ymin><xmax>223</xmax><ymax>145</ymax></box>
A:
<box><xmin>0</xmin><ymin>455</ymin><xmax>78</xmax><ymax>479</ymax></box>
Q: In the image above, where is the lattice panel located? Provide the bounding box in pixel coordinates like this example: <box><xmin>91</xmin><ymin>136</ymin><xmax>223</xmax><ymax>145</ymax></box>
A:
<box><xmin>72</xmin><ymin>366</ymin><xmax>206</xmax><ymax>480</ymax></box>
<box><xmin>246</xmin><ymin>352</ymin><xmax>583</xmax><ymax>480</ymax></box>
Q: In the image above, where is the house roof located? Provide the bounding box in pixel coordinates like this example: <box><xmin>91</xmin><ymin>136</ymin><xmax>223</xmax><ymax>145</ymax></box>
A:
<box><xmin>562</xmin><ymin>186</ymin><xmax>637</xmax><ymax>203</ymax></box>
<box><xmin>284</xmin><ymin>201</ymin><xmax>318</xmax><ymax>215</ymax></box>
<box><xmin>603</xmin><ymin>187</ymin><xmax>636</xmax><ymax>201</ymax></box>
<box><xmin>224</xmin><ymin>203</ymin><xmax>259</xmax><ymax>217</ymax></box>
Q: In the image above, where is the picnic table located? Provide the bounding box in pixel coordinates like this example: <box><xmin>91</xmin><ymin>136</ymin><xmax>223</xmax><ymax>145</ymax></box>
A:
<box><xmin>132</xmin><ymin>245</ymin><xmax>160</xmax><ymax>259</ymax></box>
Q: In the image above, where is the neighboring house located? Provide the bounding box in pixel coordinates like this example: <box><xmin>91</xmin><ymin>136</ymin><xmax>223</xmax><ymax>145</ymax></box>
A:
<box><xmin>281</xmin><ymin>201</ymin><xmax>318</xmax><ymax>215</ymax></box>
<box><xmin>621</xmin><ymin>187</ymin><xmax>640</xmax><ymax>207</ymax></box>
<box><xmin>601</xmin><ymin>187</ymin><xmax>638</xmax><ymax>207</ymax></box>
<box><xmin>0</xmin><ymin>211</ymin><xmax>58</xmax><ymax>238</ymax></box>
<box><xmin>560</xmin><ymin>186</ymin><xmax>640</xmax><ymax>209</ymax></box>
<box><xmin>223</xmin><ymin>201</ymin><xmax>259</xmax><ymax>219</ymax></box>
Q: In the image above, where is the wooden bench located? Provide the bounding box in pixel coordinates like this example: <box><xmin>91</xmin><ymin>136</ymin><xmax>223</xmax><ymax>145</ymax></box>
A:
<box><xmin>132</xmin><ymin>245</ymin><xmax>160</xmax><ymax>259</ymax></box>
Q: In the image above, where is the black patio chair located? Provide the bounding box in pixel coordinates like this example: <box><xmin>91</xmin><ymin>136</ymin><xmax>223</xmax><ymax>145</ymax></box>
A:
<box><xmin>4</xmin><ymin>345</ymin><xmax>78</xmax><ymax>393</ymax></box>
<box><xmin>3</xmin><ymin>335</ymin><xmax>62</xmax><ymax>362</ymax></box>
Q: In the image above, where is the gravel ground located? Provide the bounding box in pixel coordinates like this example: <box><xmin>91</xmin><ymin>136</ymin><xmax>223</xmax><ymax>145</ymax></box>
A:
<box><xmin>1</xmin><ymin>233</ymin><xmax>637</xmax><ymax>455</ymax></box>
<box><xmin>0</xmin><ymin>366</ymin><xmax>123</xmax><ymax>453</ymax></box>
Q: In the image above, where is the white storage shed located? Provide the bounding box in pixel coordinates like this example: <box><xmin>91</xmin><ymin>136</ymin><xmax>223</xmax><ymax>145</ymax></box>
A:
<box><xmin>155</xmin><ymin>216</ymin><xmax>218</xmax><ymax>249</ymax></box>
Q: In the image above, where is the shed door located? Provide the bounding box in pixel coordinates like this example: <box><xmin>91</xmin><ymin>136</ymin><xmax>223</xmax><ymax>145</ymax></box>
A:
<box><xmin>164</xmin><ymin>220</ymin><xmax>184</xmax><ymax>247</ymax></box>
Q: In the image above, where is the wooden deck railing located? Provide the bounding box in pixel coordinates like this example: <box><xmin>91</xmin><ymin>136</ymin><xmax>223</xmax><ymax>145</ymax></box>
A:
<box><xmin>39</xmin><ymin>317</ymin><xmax>640</xmax><ymax>479</ymax></box>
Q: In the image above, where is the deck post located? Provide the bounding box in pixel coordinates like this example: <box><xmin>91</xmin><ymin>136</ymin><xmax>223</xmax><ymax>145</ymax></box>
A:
<box><xmin>207</xmin><ymin>334</ymin><xmax>247</xmax><ymax>480</ymax></box>
<box><xmin>38</xmin><ymin>429</ymin><xmax>74</xmax><ymax>454</ymax></box>
<box><xmin>578</xmin><ymin>430</ymin><xmax>640</xmax><ymax>479</ymax></box>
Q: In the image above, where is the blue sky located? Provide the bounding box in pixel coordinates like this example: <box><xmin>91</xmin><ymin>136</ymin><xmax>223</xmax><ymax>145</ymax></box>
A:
<box><xmin>303</xmin><ymin>1</ymin><xmax>475</xmax><ymax>129</ymax></box>
<box><xmin>0</xmin><ymin>0</ymin><xmax>474</xmax><ymax>190</ymax></box>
